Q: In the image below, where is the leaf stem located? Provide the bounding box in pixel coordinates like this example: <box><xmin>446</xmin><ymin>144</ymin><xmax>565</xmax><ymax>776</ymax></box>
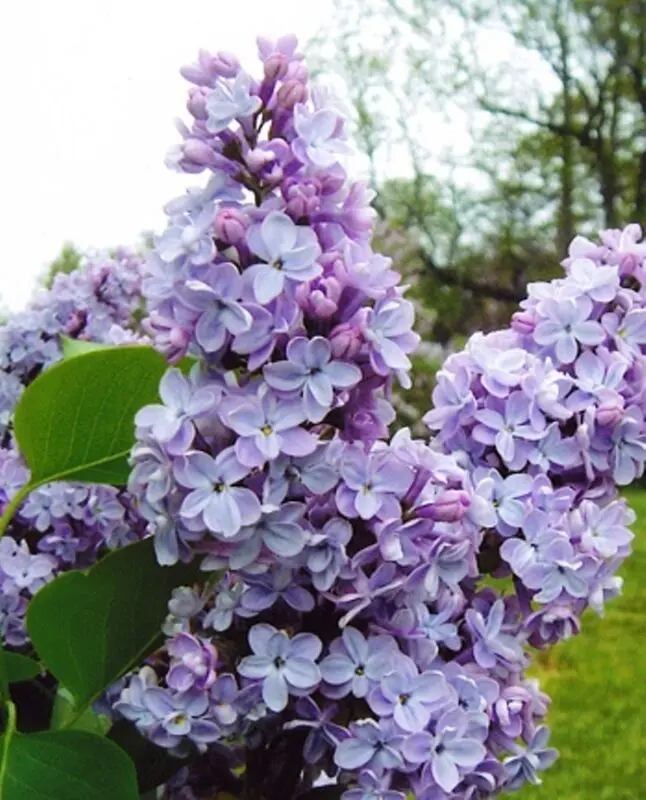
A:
<box><xmin>0</xmin><ymin>484</ymin><xmax>33</xmax><ymax>538</ymax></box>
<box><xmin>0</xmin><ymin>701</ymin><xmax>17</xmax><ymax>791</ymax></box>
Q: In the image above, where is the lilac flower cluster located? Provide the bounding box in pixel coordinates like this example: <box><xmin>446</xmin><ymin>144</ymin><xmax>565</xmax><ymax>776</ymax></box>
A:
<box><xmin>0</xmin><ymin>250</ymin><xmax>148</xmax><ymax>646</ymax></box>
<box><xmin>425</xmin><ymin>226</ymin><xmax>646</xmax><ymax>648</ymax></box>
<box><xmin>116</xmin><ymin>38</ymin><xmax>584</xmax><ymax>799</ymax></box>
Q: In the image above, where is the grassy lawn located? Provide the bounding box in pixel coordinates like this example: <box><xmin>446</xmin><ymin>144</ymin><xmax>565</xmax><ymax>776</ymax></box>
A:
<box><xmin>522</xmin><ymin>489</ymin><xmax>646</xmax><ymax>798</ymax></box>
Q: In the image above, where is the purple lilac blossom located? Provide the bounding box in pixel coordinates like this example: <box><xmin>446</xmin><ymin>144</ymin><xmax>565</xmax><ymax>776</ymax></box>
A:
<box><xmin>117</xmin><ymin>36</ymin><xmax>646</xmax><ymax>800</ymax></box>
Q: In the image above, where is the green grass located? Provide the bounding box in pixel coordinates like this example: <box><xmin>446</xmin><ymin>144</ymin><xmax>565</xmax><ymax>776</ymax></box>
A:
<box><xmin>522</xmin><ymin>489</ymin><xmax>646</xmax><ymax>798</ymax></box>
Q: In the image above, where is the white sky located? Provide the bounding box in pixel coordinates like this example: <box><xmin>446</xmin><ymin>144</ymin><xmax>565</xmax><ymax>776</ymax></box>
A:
<box><xmin>0</xmin><ymin>0</ymin><xmax>331</xmax><ymax>310</ymax></box>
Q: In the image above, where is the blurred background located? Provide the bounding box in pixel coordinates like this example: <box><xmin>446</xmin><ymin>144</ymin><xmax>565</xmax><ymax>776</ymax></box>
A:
<box><xmin>3</xmin><ymin>0</ymin><xmax>645</xmax><ymax>795</ymax></box>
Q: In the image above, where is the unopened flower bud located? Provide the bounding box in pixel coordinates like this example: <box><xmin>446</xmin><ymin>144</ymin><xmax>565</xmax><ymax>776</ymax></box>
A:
<box><xmin>264</xmin><ymin>53</ymin><xmax>288</xmax><ymax>82</ymax></box>
<box><xmin>182</xmin><ymin>139</ymin><xmax>217</xmax><ymax>168</ymax></box>
<box><xmin>418</xmin><ymin>490</ymin><xmax>470</xmax><ymax>522</ymax></box>
<box><xmin>212</xmin><ymin>51</ymin><xmax>240</xmax><ymax>78</ymax></box>
<box><xmin>276</xmin><ymin>80</ymin><xmax>307</xmax><ymax>110</ymax></box>
<box><xmin>596</xmin><ymin>401</ymin><xmax>624</xmax><ymax>427</ymax></box>
<box><xmin>330</xmin><ymin>322</ymin><xmax>363</xmax><ymax>360</ymax></box>
<box><xmin>511</xmin><ymin>310</ymin><xmax>536</xmax><ymax>335</ymax></box>
<box><xmin>214</xmin><ymin>209</ymin><xmax>248</xmax><ymax>245</ymax></box>
<box><xmin>187</xmin><ymin>87</ymin><xmax>209</xmax><ymax>120</ymax></box>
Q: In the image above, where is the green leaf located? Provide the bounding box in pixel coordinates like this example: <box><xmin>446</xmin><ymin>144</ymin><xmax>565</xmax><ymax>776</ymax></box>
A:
<box><xmin>0</xmin><ymin>650</ymin><xmax>39</xmax><ymax>704</ymax></box>
<box><xmin>60</xmin><ymin>336</ymin><xmax>110</xmax><ymax>359</ymax></box>
<box><xmin>27</xmin><ymin>538</ymin><xmax>200</xmax><ymax>720</ymax></box>
<box><xmin>50</xmin><ymin>688</ymin><xmax>110</xmax><ymax>735</ymax></box>
<box><xmin>3</xmin><ymin>654</ymin><xmax>40</xmax><ymax>685</ymax></box>
<box><xmin>0</xmin><ymin>702</ymin><xmax>138</xmax><ymax>799</ymax></box>
<box><xmin>14</xmin><ymin>345</ymin><xmax>167</xmax><ymax>488</ymax></box>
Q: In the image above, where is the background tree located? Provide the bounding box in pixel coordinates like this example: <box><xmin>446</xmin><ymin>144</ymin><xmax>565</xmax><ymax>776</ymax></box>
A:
<box><xmin>312</xmin><ymin>0</ymin><xmax>646</xmax><ymax>343</ymax></box>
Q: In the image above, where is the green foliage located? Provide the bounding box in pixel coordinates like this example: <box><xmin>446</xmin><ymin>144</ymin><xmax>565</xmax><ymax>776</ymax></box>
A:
<box><xmin>14</xmin><ymin>345</ymin><xmax>167</xmax><ymax>487</ymax></box>
<box><xmin>27</xmin><ymin>538</ymin><xmax>200</xmax><ymax>721</ymax></box>
<box><xmin>0</xmin><ymin>702</ymin><xmax>139</xmax><ymax>799</ymax></box>
<box><xmin>2</xmin><ymin>654</ymin><xmax>40</xmax><ymax>686</ymax></box>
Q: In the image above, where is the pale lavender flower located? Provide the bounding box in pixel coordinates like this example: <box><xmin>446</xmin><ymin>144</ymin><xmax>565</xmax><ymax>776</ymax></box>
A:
<box><xmin>468</xmin><ymin>337</ymin><xmax>527</xmax><ymax>397</ymax></box>
<box><xmin>523</xmin><ymin>539</ymin><xmax>597</xmax><ymax>604</ymax></box>
<box><xmin>502</xmin><ymin>726</ymin><xmax>558</xmax><ymax>790</ymax></box>
<box><xmin>342</xmin><ymin>771</ymin><xmax>406</xmax><ymax>800</ymax></box>
<box><xmin>423</xmin><ymin>366</ymin><xmax>476</xmax><ymax>437</ymax></box>
<box><xmin>362</xmin><ymin>297</ymin><xmax>419</xmax><ymax>379</ymax></box>
<box><xmin>237</xmin><ymin>624</ymin><xmax>322</xmax><ymax>712</ymax></box>
<box><xmin>527</xmin><ymin>423</ymin><xmax>581</xmax><ymax>471</ymax></box>
<box><xmin>166</xmin><ymin>633</ymin><xmax>218</xmax><ymax>692</ymax></box>
<box><xmin>611</xmin><ymin>406</ymin><xmax>646</xmax><ymax>484</ymax></box>
<box><xmin>181</xmin><ymin>265</ymin><xmax>253</xmax><ymax>352</ymax></box>
<box><xmin>534</xmin><ymin>296</ymin><xmax>605</xmax><ymax>363</ymax></box>
<box><xmin>568</xmin><ymin>350</ymin><xmax>628</xmax><ymax>411</ymax></box>
<box><xmin>264</xmin><ymin>336</ymin><xmax>361</xmax><ymax>422</ymax></box>
<box><xmin>226</xmin><ymin>392</ymin><xmax>318</xmax><ymax>467</ymax></box>
<box><xmin>473</xmin><ymin>392</ymin><xmax>544</xmax><ymax>464</ymax></box>
<box><xmin>176</xmin><ymin>448</ymin><xmax>261</xmax><ymax>538</ymax></box>
<box><xmin>202</xmin><ymin>578</ymin><xmax>246</xmax><ymax>631</ymax></box>
<box><xmin>603</xmin><ymin>308</ymin><xmax>646</xmax><ymax>356</ymax></box>
<box><xmin>128</xmin><ymin>440</ymin><xmax>176</xmax><ymax>507</ymax></box>
<box><xmin>283</xmin><ymin>696</ymin><xmax>347</xmax><ymax>764</ymax></box>
<box><xmin>246</xmin><ymin>212</ymin><xmax>322</xmax><ymax>303</ymax></box>
<box><xmin>239</xmin><ymin>566</ymin><xmax>314</xmax><ymax>613</ymax></box>
<box><xmin>465</xmin><ymin>600</ymin><xmax>524</xmax><ymax>669</ymax></box>
<box><xmin>368</xmin><ymin>664</ymin><xmax>447</xmax><ymax>732</ymax></box>
<box><xmin>228</xmin><ymin>505</ymin><xmax>309</xmax><ymax>569</ymax></box>
<box><xmin>336</xmin><ymin>447</ymin><xmax>413</xmax><ymax>520</ymax></box>
<box><xmin>145</xmin><ymin>687</ymin><xmax>220</xmax><ymax>747</ymax></box>
<box><xmin>320</xmin><ymin>627</ymin><xmax>397</xmax><ymax>699</ymax></box>
<box><xmin>113</xmin><ymin>667</ymin><xmax>160</xmax><ymax>732</ymax></box>
<box><xmin>567</xmin><ymin>257</ymin><xmax>619</xmax><ymax>302</ymax></box>
<box><xmin>578</xmin><ymin>500</ymin><xmax>634</xmax><ymax>558</ymax></box>
<box><xmin>469</xmin><ymin>470</ymin><xmax>533</xmax><ymax>534</ymax></box>
<box><xmin>208</xmin><ymin>674</ymin><xmax>239</xmax><ymax>727</ymax></box>
<box><xmin>305</xmin><ymin>517</ymin><xmax>352</xmax><ymax>591</ymax></box>
<box><xmin>403</xmin><ymin>709</ymin><xmax>487</xmax><ymax>792</ymax></box>
<box><xmin>415</xmin><ymin>605</ymin><xmax>461</xmax><ymax>651</ymax></box>
<box><xmin>334</xmin><ymin>719</ymin><xmax>405</xmax><ymax>773</ymax></box>
<box><xmin>263</xmin><ymin>446</ymin><xmax>339</xmax><ymax>506</ymax></box>
<box><xmin>135</xmin><ymin>369</ymin><xmax>218</xmax><ymax>455</ymax></box>
<box><xmin>156</xmin><ymin>203</ymin><xmax>216</xmax><ymax>265</ymax></box>
<box><xmin>206</xmin><ymin>72</ymin><xmax>262</xmax><ymax>132</ymax></box>
<box><xmin>499</xmin><ymin>511</ymin><xmax>549</xmax><ymax>579</ymax></box>
<box><xmin>292</xmin><ymin>103</ymin><xmax>352</xmax><ymax>167</ymax></box>
<box><xmin>0</xmin><ymin>545</ymin><xmax>56</xmax><ymax>593</ymax></box>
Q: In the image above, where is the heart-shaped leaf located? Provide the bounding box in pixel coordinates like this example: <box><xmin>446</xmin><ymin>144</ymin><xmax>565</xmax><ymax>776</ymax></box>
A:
<box><xmin>0</xmin><ymin>650</ymin><xmax>40</xmax><ymax>705</ymax></box>
<box><xmin>0</xmin><ymin>703</ymin><xmax>138</xmax><ymax>799</ymax></box>
<box><xmin>4</xmin><ymin>654</ymin><xmax>40</xmax><ymax>685</ymax></box>
<box><xmin>27</xmin><ymin>538</ymin><xmax>200</xmax><ymax>717</ymax></box>
<box><xmin>14</xmin><ymin>345</ymin><xmax>167</xmax><ymax>488</ymax></box>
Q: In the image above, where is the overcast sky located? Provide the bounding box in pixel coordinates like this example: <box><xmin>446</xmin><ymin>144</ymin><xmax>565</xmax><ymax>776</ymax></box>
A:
<box><xmin>0</xmin><ymin>1</ymin><xmax>331</xmax><ymax>309</ymax></box>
